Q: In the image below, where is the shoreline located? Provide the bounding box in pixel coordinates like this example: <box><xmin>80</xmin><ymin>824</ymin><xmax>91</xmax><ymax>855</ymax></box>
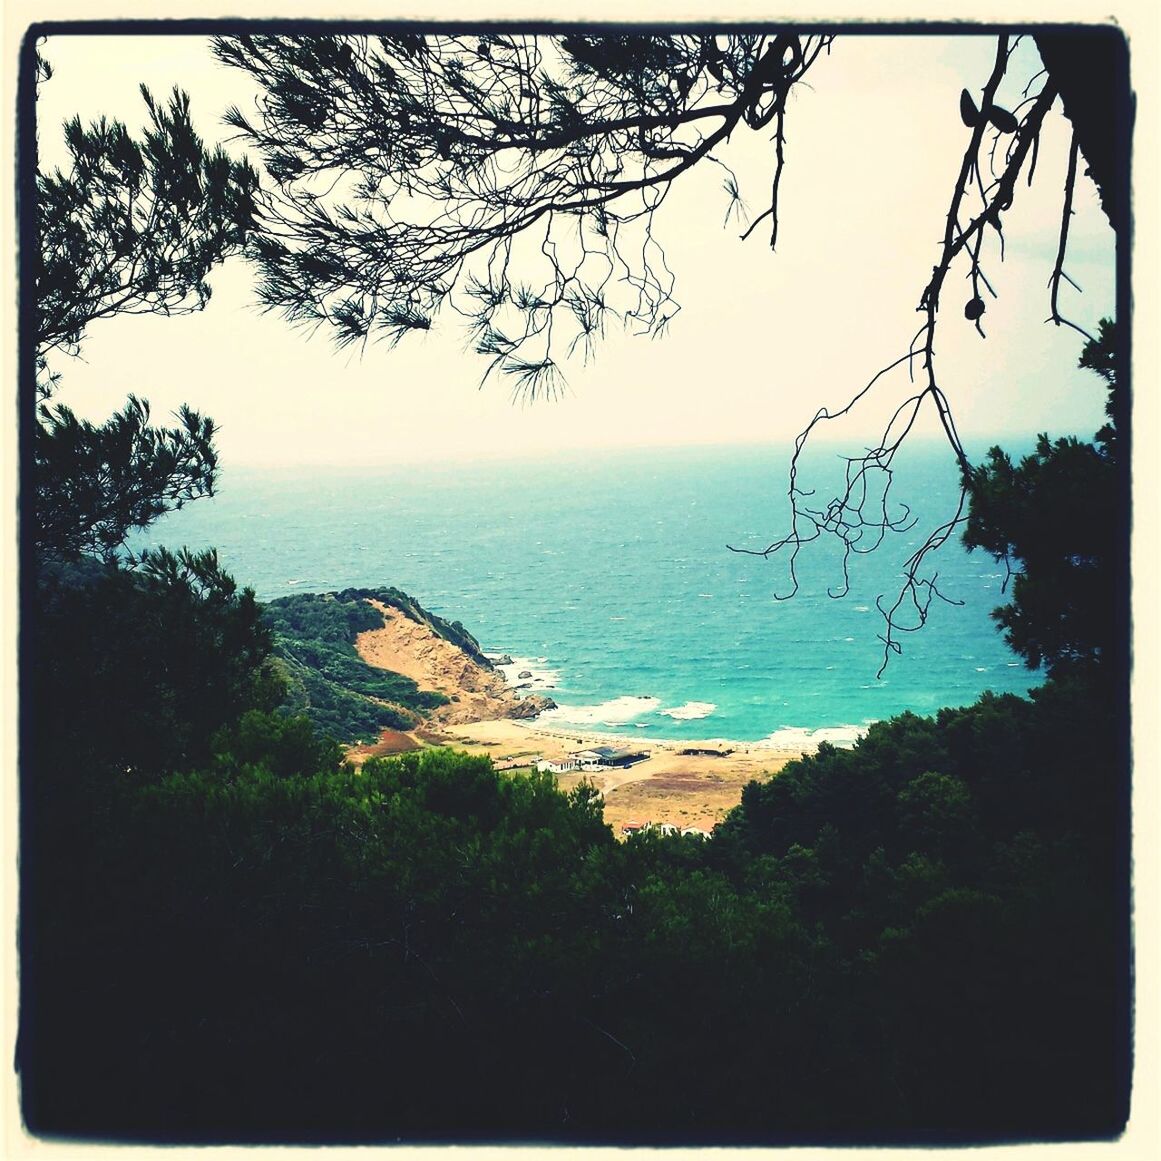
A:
<box><xmin>433</xmin><ymin>714</ymin><xmax>829</xmax><ymax>759</ymax></box>
<box><xmin>485</xmin><ymin>654</ymin><xmax>873</xmax><ymax>752</ymax></box>
<box><xmin>416</xmin><ymin>715</ymin><xmax>817</xmax><ymax>834</ymax></box>
<box><xmin>347</xmin><ymin>607</ymin><xmax>852</xmax><ymax>833</ymax></box>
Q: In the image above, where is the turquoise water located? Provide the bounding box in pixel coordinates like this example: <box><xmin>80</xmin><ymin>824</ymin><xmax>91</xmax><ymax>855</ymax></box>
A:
<box><xmin>134</xmin><ymin>440</ymin><xmax>1039</xmax><ymax>744</ymax></box>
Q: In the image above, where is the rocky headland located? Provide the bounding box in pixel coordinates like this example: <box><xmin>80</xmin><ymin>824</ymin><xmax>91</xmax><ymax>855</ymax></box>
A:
<box><xmin>355</xmin><ymin>598</ymin><xmax>556</xmax><ymax>727</ymax></box>
<box><xmin>266</xmin><ymin>586</ymin><xmax>792</xmax><ymax>832</ymax></box>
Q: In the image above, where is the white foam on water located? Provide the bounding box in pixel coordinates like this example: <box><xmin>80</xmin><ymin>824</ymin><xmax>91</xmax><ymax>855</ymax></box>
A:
<box><xmin>759</xmin><ymin>724</ymin><xmax>868</xmax><ymax>751</ymax></box>
<box><xmin>659</xmin><ymin>701</ymin><xmax>717</xmax><ymax>721</ymax></box>
<box><xmin>490</xmin><ymin>655</ymin><xmax>561</xmax><ymax>691</ymax></box>
<box><xmin>541</xmin><ymin>696</ymin><xmax>662</xmax><ymax>727</ymax></box>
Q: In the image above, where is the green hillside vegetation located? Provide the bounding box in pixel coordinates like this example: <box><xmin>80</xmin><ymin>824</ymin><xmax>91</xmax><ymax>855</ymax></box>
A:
<box><xmin>21</xmin><ymin>678</ymin><xmax>1123</xmax><ymax>1142</ymax></box>
<box><xmin>262</xmin><ymin>586</ymin><xmax>492</xmax><ymax>742</ymax></box>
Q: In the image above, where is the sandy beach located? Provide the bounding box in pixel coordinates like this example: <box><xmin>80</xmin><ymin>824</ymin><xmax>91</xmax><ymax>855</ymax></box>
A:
<box><xmin>415</xmin><ymin>716</ymin><xmax>810</xmax><ymax>834</ymax></box>
<box><xmin>344</xmin><ymin>597</ymin><xmax>814</xmax><ymax>834</ymax></box>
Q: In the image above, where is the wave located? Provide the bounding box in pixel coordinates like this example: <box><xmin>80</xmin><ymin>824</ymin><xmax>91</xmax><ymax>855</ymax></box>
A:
<box><xmin>541</xmin><ymin>696</ymin><xmax>662</xmax><ymax>727</ymax></box>
<box><xmin>659</xmin><ymin>701</ymin><xmax>717</xmax><ymax>721</ymax></box>
<box><xmin>490</xmin><ymin>655</ymin><xmax>561</xmax><ymax>691</ymax></box>
<box><xmin>759</xmin><ymin>724</ymin><xmax>868</xmax><ymax>751</ymax></box>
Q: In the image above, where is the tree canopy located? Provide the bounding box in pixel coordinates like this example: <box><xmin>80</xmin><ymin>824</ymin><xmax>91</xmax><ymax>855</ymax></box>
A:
<box><xmin>213</xmin><ymin>32</ymin><xmax>833</xmax><ymax>391</ymax></box>
<box><xmin>32</xmin><ymin>72</ymin><xmax>259</xmax><ymax>560</ymax></box>
<box><xmin>36</xmin><ymin>81</ymin><xmax>258</xmax><ymax>377</ymax></box>
<box><xmin>21</xmin><ymin>674</ymin><xmax>1126</xmax><ymax>1141</ymax></box>
<box><xmin>26</xmin><ymin>56</ymin><xmax>277</xmax><ymax>803</ymax></box>
<box><xmin>963</xmin><ymin>318</ymin><xmax>1122</xmax><ymax>681</ymax></box>
<box><xmin>33</xmin><ymin>394</ymin><xmax>218</xmax><ymax>560</ymax></box>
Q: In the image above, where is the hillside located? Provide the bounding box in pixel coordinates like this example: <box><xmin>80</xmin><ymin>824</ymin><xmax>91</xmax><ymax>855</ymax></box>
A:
<box><xmin>263</xmin><ymin>586</ymin><xmax>554</xmax><ymax>743</ymax></box>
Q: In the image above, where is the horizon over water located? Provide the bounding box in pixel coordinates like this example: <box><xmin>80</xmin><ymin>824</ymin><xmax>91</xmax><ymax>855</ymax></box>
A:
<box><xmin>134</xmin><ymin>439</ymin><xmax>1041</xmax><ymax>746</ymax></box>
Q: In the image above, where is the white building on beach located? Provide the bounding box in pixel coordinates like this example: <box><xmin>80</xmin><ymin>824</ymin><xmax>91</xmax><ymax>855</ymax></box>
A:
<box><xmin>534</xmin><ymin>757</ymin><xmax>578</xmax><ymax>774</ymax></box>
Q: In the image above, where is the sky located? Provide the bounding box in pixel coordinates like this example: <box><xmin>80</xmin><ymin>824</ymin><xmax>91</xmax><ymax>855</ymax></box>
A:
<box><xmin>32</xmin><ymin>29</ymin><xmax>1118</xmax><ymax>469</ymax></box>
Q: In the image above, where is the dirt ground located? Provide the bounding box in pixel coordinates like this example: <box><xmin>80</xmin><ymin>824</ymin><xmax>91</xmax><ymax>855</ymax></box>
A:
<box><xmin>345</xmin><ymin>728</ymin><xmax>422</xmax><ymax>763</ymax></box>
<box><xmin>344</xmin><ymin>622</ymin><xmax>804</xmax><ymax>834</ymax></box>
<box><xmin>426</xmin><ymin>717</ymin><xmax>800</xmax><ymax>835</ymax></box>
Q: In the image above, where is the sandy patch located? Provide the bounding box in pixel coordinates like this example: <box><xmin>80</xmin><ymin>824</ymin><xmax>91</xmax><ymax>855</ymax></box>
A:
<box><xmin>349</xmin><ymin>599</ymin><xmax>807</xmax><ymax>832</ymax></box>
<box><xmin>346</xmin><ymin>728</ymin><xmax>422</xmax><ymax>764</ymax></box>
<box><xmin>354</xmin><ymin>599</ymin><xmax>548</xmax><ymax>726</ymax></box>
<box><xmin>429</xmin><ymin>717</ymin><xmax>809</xmax><ymax>835</ymax></box>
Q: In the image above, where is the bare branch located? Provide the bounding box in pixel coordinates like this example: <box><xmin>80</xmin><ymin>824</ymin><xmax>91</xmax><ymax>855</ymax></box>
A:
<box><xmin>216</xmin><ymin>32</ymin><xmax>833</xmax><ymax>379</ymax></box>
<box><xmin>737</xmin><ymin>34</ymin><xmax>1097</xmax><ymax>673</ymax></box>
<box><xmin>1047</xmin><ymin>130</ymin><xmax>1096</xmax><ymax>344</ymax></box>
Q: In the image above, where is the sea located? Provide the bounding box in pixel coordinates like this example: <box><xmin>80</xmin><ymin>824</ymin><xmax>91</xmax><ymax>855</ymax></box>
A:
<box><xmin>133</xmin><ymin>439</ymin><xmax>1040</xmax><ymax>748</ymax></box>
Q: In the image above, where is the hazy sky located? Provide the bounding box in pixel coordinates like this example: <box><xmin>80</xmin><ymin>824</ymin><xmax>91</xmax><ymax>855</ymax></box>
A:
<box><xmin>35</xmin><ymin>30</ymin><xmax>1117</xmax><ymax>468</ymax></box>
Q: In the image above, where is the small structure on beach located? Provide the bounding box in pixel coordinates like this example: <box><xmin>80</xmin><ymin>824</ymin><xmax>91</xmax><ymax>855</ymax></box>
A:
<box><xmin>535</xmin><ymin>757</ymin><xmax>578</xmax><ymax>774</ymax></box>
<box><xmin>571</xmin><ymin>745</ymin><xmax>650</xmax><ymax>770</ymax></box>
<box><xmin>620</xmin><ymin>820</ymin><xmax>680</xmax><ymax>837</ymax></box>
<box><xmin>678</xmin><ymin>746</ymin><xmax>735</xmax><ymax>758</ymax></box>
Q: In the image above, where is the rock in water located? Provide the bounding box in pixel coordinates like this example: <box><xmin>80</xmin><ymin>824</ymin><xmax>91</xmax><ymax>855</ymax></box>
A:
<box><xmin>509</xmin><ymin>694</ymin><xmax>557</xmax><ymax>719</ymax></box>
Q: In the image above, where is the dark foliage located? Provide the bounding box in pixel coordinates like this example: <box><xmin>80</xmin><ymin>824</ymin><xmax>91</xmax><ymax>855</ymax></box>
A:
<box><xmin>21</xmin><ymin>749</ymin><xmax>619</xmax><ymax>1141</ymax></box>
<box><xmin>32</xmin><ymin>74</ymin><xmax>259</xmax><ymax>560</ymax></box>
<box><xmin>36</xmin><ymin>83</ymin><xmax>258</xmax><ymax>369</ymax></box>
<box><xmin>20</xmin><ymin>670</ymin><xmax>1126</xmax><ymax>1142</ymax></box>
<box><xmin>27</xmin><ymin>548</ymin><xmax>277</xmax><ymax>784</ymax></box>
<box><xmin>211</xmin><ymin>708</ymin><xmax>345</xmax><ymax>780</ymax></box>
<box><xmin>33</xmin><ymin>395</ymin><xmax>218</xmax><ymax>561</ymax></box>
<box><xmin>963</xmin><ymin>320</ymin><xmax>1122</xmax><ymax>678</ymax></box>
<box><xmin>711</xmin><ymin>675</ymin><xmax>1124</xmax><ymax>1136</ymax></box>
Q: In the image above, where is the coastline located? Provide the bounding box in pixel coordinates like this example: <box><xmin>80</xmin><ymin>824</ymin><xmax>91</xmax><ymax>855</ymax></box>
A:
<box><xmin>345</xmin><ymin>597</ymin><xmax>842</xmax><ymax>833</ymax></box>
<box><xmin>416</xmin><ymin>715</ymin><xmax>810</xmax><ymax>834</ymax></box>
